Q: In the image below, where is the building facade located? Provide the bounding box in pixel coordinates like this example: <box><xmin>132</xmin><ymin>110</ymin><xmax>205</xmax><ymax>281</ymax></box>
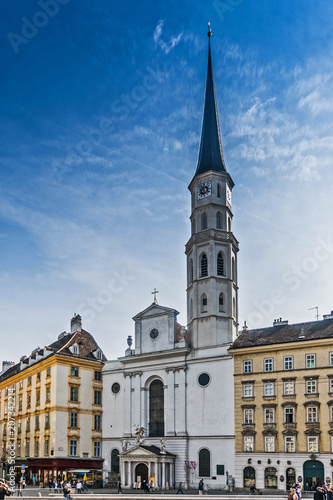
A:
<box><xmin>229</xmin><ymin>314</ymin><xmax>333</xmax><ymax>491</ymax></box>
<box><xmin>102</xmin><ymin>26</ymin><xmax>237</xmax><ymax>491</ymax></box>
<box><xmin>0</xmin><ymin>315</ymin><xmax>106</xmax><ymax>485</ymax></box>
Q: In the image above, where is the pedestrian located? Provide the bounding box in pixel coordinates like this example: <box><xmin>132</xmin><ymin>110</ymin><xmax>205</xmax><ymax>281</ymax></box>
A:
<box><xmin>0</xmin><ymin>480</ymin><xmax>11</xmax><ymax>500</ymax></box>
<box><xmin>295</xmin><ymin>483</ymin><xmax>302</xmax><ymax>500</ymax></box>
<box><xmin>117</xmin><ymin>480</ymin><xmax>122</xmax><ymax>494</ymax></box>
<box><xmin>177</xmin><ymin>482</ymin><xmax>184</xmax><ymax>494</ymax></box>
<box><xmin>198</xmin><ymin>479</ymin><xmax>204</xmax><ymax>495</ymax></box>
<box><xmin>76</xmin><ymin>480</ymin><xmax>82</xmax><ymax>494</ymax></box>
<box><xmin>314</xmin><ymin>487</ymin><xmax>326</xmax><ymax>500</ymax></box>
<box><xmin>17</xmin><ymin>482</ymin><xmax>23</xmax><ymax>497</ymax></box>
<box><xmin>289</xmin><ymin>488</ymin><xmax>298</xmax><ymax>500</ymax></box>
<box><xmin>83</xmin><ymin>481</ymin><xmax>88</xmax><ymax>492</ymax></box>
<box><xmin>327</xmin><ymin>481</ymin><xmax>332</xmax><ymax>500</ymax></box>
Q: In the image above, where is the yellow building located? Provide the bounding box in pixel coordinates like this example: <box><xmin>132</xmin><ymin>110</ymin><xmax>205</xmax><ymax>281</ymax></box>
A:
<box><xmin>0</xmin><ymin>314</ymin><xmax>106</xmax><ymax>486</ymax></box>
<box><xmin>229</xmin><ymin>312</ymin><xmax>333</xmax><ymax>492</ymax></box>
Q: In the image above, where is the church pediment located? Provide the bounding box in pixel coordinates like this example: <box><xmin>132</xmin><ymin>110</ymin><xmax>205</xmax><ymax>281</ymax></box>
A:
<box><xmin>132</xmin><ymin>303</ymin><xmax>179</xmax><ymax>321</ymax></box>
<box><xmin>122</xmin><ymin>444</ymin><xmax>175</xmax><ymax>458</ymax></box>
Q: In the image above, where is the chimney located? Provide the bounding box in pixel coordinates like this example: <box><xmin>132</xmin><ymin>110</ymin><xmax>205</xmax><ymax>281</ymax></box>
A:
<box><xmin>273</xmin><ymin>318</ymin><xmax>288</xmax><ymax>326</ymax></box>
<box><xmin>2</xmin><ymin>361</ymin><xmax>15</xmax><ymax>373</ymax></box>
<box><xmin>70</xmin><ymin>314</ymin><xmax>82</xmax><ymax>334</ymax></box>
<box><xmin>242</xmin><ymin>321</ymin><xmax>248</xmax><ymax>333</ymax></box>
<box><xmin>323</xmin><ymin>310</ymin><xmax>333</xmax><ymax>320</ymax></box>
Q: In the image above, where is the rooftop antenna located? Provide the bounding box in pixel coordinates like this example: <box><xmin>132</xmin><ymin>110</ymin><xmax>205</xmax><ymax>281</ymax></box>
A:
<box><xmin>308</xmin><ymin>306</ymin><xmax>319</xmax><ymax>321</ymax></box>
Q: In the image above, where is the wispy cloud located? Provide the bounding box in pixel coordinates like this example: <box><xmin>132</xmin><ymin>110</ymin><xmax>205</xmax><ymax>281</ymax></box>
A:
<box><xmin>153</xmin><ymin>20</ymin><xmax>183</xmax><ymax>54</ymax></box>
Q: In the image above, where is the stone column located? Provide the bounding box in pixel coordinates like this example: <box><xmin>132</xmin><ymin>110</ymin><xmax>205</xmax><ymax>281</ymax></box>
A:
<box><xmin>162</xmin><ymin>461</ymin><xmax>166</xmax><ymax>489</ymax></box>
<box><xmin>121</xmin><ymin>459</ymin><xmax>125</xmax><ymax>485</ymax></box>
<box><xmin>155</xmin><ymin>461</ymin><xmax>159</xmax><ymax>489</ymax></box>
<box><xmin>131</xmin><ymin>371</ymin><xmax>142</xmax><ymax>431</ymax></box>
<box><xmin>165</xmin><ymin>368</ymin><xmax>175</xmax><ymax>436</ymax></box>
<box><xmin>124</xmin><ymin>373</ymin><xmax>132</xmax><ymax>436</ymax></box>
<box><xmin>175</xmin><ymin>366</ymin><xmax>187</xmax><ymax>435</ymax></box>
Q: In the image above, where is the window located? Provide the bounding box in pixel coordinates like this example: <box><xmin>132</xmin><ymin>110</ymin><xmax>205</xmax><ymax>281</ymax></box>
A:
<box><xmin>264</xmin><ymin>358</ymin><xmax>273</xmax><ymax>372</ymax></box>
<box><xmin>70</xmin><ymin>366</ymin><xmax>79</xmax><ymax>377</ymax></box>
<box><xmin>37</xmin><ymin>372</ymin><xmax>40</xmax><ymax>382</ymax></box>
<box><xmin>19</xmin><ymin>397</ymin><xmax>22</xmax><ymax>410</ymax></box>
<box><xmin>200</xmin><ymin>254</ymin><xmax>208</xmax><ymax>277</ymax></box>
<box><xmin>201</xmin><ymin>213</ymin><xmax>207</xmax><ymax>230</ymax></box>
<box><xmin>72</xmin><ymin>345</ymin><xmax>78</xmax><ymax>354</ymax></box>
<box><xmin>93</xmin><ymin>441</ymin><xmax>101</xmax><ymax>457</ymax></box>
<box><xmin>94</xmin><ymin>371</ymin><xmax>102</xmax><ymax>381</ymax></box>
<box><xmin>35</xmin><ymin>415</ymin><xmax>39</xmax><ymax>430</ymax></box>
<box><xmin>265</xmin><ymin>436</ymin><xmax>275</xmax><ymax>452</ymax></box>
<box><xmin>45</xmin><ymin>412</ymin><xmax>49</xmax><ymax>428</ymax></box>
<box><xmin>244</xmin><ymin>436</ymin><xmax>254</xmax><ymax>452</ymax></box>
<box><xmin>34</xmin><ymin>438</ymin><xmax>39</xmax><ymax>457</ymax></box>
<box><xmin>330</xmin><ymin>379</ymin><xmax>333</xmax><ymax>393</ymax></box>
<box><xmin>244</xmin><ymin>467</ymin><xmax>256</xmax><ymax>488</ymax></box>
<box><xmin>264</xmin><ymin>408</ymin><xmax>275</xmax><ymax>423</ymax></box>
<box><xmin>307</xmin><ymin>406</ymin><xmax>318</xmax><ymax>422</ymax></box>
<box><xmin>284</xmin><ymin>407</ymin><xmax>295</xmax><ymax>423</ymax></box>
<box><xmin>284</xmin><ymin>381</ymin><xmax>295</xmax><ymax>395</ymax></box>
<box><xmin>330</xmin><ymin>353</ymin><xmax>333</xmax><ymax>366</ymax></box>
<box><xmin>219</xmin><ymin>293</ymin><xmax>225</xmax><ymax>313</ymax></box>
<box><xmin>306</xmin><ymin>354</ymin><xmax>315</xmax><ymax>368</ymax></box>
<box><xmin>264</xmin><ymin>383</ymin><xmax>274</xmax><ymax>396</ymax></box>
<box><xmin>27</xmin><ymin>394</ymin><xmax>31</xmax><ymax>408</ymax></box>
<box><xmin>307</xmin><ymin>436</ymin><xmax>318</xmax><ymax>453</ymax></box>
<box><xmin>111</xmin><ymin>383</ymin><xmax>120</xmax><ymax>395</ymax></box>
<box><xmin>46</xmin><ymin>386</ymin><xmax>50</xmax><ymax>402</ymax></box>
<box><xmin>94</xmin><ymin>390</ymin><xmax>102</xmax><ymax>405</ymax></box>
<box><xmin>70</xmin><ymin>412</ymin><xmax>78</xmax><ymax>428</ymax></box>
<box><xmin>243</xmin><ymin>384</ymin><xmax>253</xmax><ymax>398</ymax></box>
<box><xmin>243</xmin><ymin>360</ymin><xmax>252</xmax><ymax>374</ymax></box>
<box><xmin>44</xmin><ymin>439</ymin><xmax>49</xmax><ymax>456</ymax></box>
<box><xmin>18</xmin><ymin>420</ymin><xmax>21</xmax><ymax>433</ymax></box>
<box><xmin>111</xmin><ymin>448</ymin><xmax>120</xmax><ymax>473</ymax></box>
<box><xmin>217</xmin><ymin>253</ymin><xmax>224</xmax><ymax>276</ymax></box>
<box><xmin>36</xmin><ymin>390</ymin><xmax>40</xmax><ymax>405</ymax></box>
<box><xmin>284</xmin><ymin>356</ymin><xmax>293</xmax><ymax>370</ymax></box>
<box><xmin>306</xmin><ymin>380</ymin><xmax>317</xmax><ymax>394</ymax></box>
<box><xmin>198</xmin><ymin>373</ymin><xmax>210</xmax><ymax>387</ymax></box>
<box><xmin>190</xmin><ymin>260</ymin><xmax>193</xmax><ymax>283</ymax></box>
<box><xmin>70</xmin><ymin>386</ymin><xmax>79</xmax><ymax>402</ymax></box>
<box><xmin>46</xmin><ymin>367</ymin><xmax>50</xmax><ymax>377</ymax></box>
<box><xmin>243</xmin><ymin>409</ymin><xmax>254</xmax><ymax>424</ymax></box>
<box><xmin>26</xmin><ymin>417</ymin><xmax>30</xmax><ymax>432</ymax></box>
<box><xmin>201</xmin><ymin>294</ymin><xmax>207</xmax><ymax>313</ymax></box>
<box><xmin>198</xmin><ymin>448</ymin><xmax>210</xmax><ymax>477</ymax></box>
<box><xmin>17</xmin><ymin>441</ymin><xmax>21</xmax><ymax>457</ymax></box>
<box><xmin>149</xmin><ymin>380</ymin><xmax>164</xmax><ymax>437</ymax></box>
<box><xmin>285</xmin><ymin>436</ymin><xmax>296</xmax><ymax>453</ymax></box>
<box><xmin>94</xmin><ymin>415</ymin><xmax>102</xmax><ymax>431</ymax></box>
<box><xmin>25</xmin><ymin>440</ymin><xmax>30</xmax><ymax>457</ymax></box>
<box><xmin>69</xmin><ymin>439</ymin><xmax>78</xmax><ymax>456</ymax></box>
<box><xmin>217</xmin><ymin>183</ymin><xmax>221</xmax><ymax>198</ymax></box>
<box><xmin>216</xmin><ymin>212</ymin><xmax>221</xmax><ymax>229</ymax></box>
<box><xmin>28</xmin><ymin>376</ymin><xmax>31</xmax><ymax>386</ymax></box>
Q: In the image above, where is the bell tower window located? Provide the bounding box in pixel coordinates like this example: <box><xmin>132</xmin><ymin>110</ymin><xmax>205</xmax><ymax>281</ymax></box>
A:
<box><xmin>200</xmin><ymin>254</ymin><xmax>208</xmax><ymax>277</ymax></box>
<box><xmin>217</xmin><ymin>252</ymin><xmax>225</xmax><ymax>276</ymax></box>
<box><xmin>190</xmin><ymin>259</ymin><xmax>193</xmax><ymax>283</ymax></box>
<box><xmin>201</xmin><ymin>294</ymin><xmax>208</xmax><ymax>313</ymax></box>
<box><xmin>232</xmin><ymin>257</ymin><xmax>235</xmax><ymax>281</ymax></box>
<box><xmin>202</xmin><ymin>213</ymin><xmax>207</xmax><ymax>230</ymax></box>
<box><xmin>192</xmin><ymin>219</ymin><xmax>195</xmax><ymax>235</ymax></box>
<box><xmin>217</xmin><ymin>183</ymin><xmax>221</xmax><ymax>198</ymax></box>
<box><xmin>219</xmin><ymin>293</ymin><xmax>225</xmax><ymax>312</ymax></box>
<box><xmin>216</xmin><ymin>212</ymin><xmax>221</xmax><ymax>229</ymax></box>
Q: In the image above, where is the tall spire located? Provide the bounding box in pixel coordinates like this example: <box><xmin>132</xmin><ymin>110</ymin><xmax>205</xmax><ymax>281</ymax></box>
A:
<box><xmin>195</xmin><ymin>23</ymin><xmax>226</xmax><ymax>176</ymax></box>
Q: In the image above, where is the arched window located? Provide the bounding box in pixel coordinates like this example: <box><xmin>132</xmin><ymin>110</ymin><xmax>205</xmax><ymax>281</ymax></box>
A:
<box><xmin>216</xmin><ymin>212</ymin><xmax>221</xmax><ymax>229</ymax></box>
<box><xmin>201</xmin><ymin>294</ymin><xmax>207</xmax><ymax>313</ymax></box>
<box><xmin>200</xmin><ymin>254</ymin><xmax>208</xmax><ymax>277</ymax></box>
<box><xmin>149</xmin><ymin>380</ymin><xmax>164</xmax><ymax>437</ymax></box>
<box><xmin>219</xmin><ymin>293</ymin><xmax>225</xmax><ymax>313</ymax></box>
<box><xmin>111</xmin><ymin>448</ymin><xmax>120</xmax><ymax>474</ymax></box>
<box><xmin>243</xmin><ymin>467</ymin><xmax>255</xmax><ymax>488</ymax></box>
<box><xmin>228</xmin><ymin>217</ymin><xmax>231</xmax><ymax>232</ymax></box>
<box><xmin>217</xmin><ymin>253</ymin><xmax>225</xmax><ymax>276</ymax></box>
<box><xmin>201</xmin><ymin>213</ymin><xmax>207</xmax><ymax>230</ymax></box>
<box><xmin>192</xmin><ymin>219</ymin><xmax>195</xmax><ymax>235</ymax></box>
<box><xmin>232</xmin><ymin>257</ymin><xmax>235</xmax><ymax>281</ymax></box>
<box><xmin>199</xmin><ymin>448</ymin><xmax>210</xmax><ymax>477</ymax></box>
<box><xmin>265</xmin><ymin>467</ymin><xmax>277</xmax><ymax>489</ymax></box>
<box><xmin>217</xmin><ymin>183</ymin><xmax>221</xmax><ymax>198</ymax></box>
<box><xmin>190</xmin><ymin>299</ymin><xmax>193</xmax><ymax>319</ymax></box>
<box><xmin>190</xmin><ymin>259</ymin><xmax>193</xmax><ymax>283</ymax></box>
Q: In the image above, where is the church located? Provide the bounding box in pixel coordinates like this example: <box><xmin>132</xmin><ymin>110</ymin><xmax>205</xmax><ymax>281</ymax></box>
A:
<box><xmin>102</xmin><ymin>24</ymin><xmax>238</xmax><ymax>490</ymax></box>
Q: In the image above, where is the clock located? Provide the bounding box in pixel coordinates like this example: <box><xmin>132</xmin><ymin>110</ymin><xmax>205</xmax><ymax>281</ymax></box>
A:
<box><xmin>150</xmin><ymin>328</ymin><xmax>159</xmax><ymax>340</ymax></box>
<box><xmin>226</xmin><ymin>185</ymin><xmax>232</xmax><ymax>205</ymax></box>
<box><xmin>197</xmin><ymin>181</ymin><xmax>212</xmax><ymax>200</ymax></box>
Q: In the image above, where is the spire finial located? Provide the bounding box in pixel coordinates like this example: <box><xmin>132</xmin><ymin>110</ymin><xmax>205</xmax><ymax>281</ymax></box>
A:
<box><xmin>207</xmin><ymin>22</ymin><xmax>212</xmax><ymax>38</ymax></box>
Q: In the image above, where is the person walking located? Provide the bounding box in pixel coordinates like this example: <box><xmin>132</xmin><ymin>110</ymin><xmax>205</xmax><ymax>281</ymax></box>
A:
<box><xmin>326</xmin><ymin>481</ymin><xmax>332</xmax><ymax>500</ymax></box>
<box><xmin>177</xmin><ymin>482</ymin><xmax>184</xmax><ymax>494</ymax></box>
<box><xmin>314</xmin><ymin>487</ymin><xmax>326</xmax><ymax>500</ymax></box>
<box><xmin>198</xmin><ymin>479</ymin><xmax>204</xmax><ymax>495</ymax></box>
<box><xmin>17</xmin><ymin>482</ymin><xmax>23</xmax><ymax>497</ymax></box>
<box><xmin>117</xmin><ymin>480</ymin><xmax>122</xmax><ymax>494</ymax></box>
<box><xmin>0</xmin><ymin>480</ymin><xmax>11</xmax><ymax>500</ymax></box>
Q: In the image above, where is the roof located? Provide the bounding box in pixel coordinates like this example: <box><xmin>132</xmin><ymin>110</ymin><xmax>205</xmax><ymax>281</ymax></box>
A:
<box><xmin>195</xmin><ymin>36</ymin><xmax>226</xmax><ymax>176</ymax></box>
<box><xmin>0</xmin><ymin>328</ymin><xmax>107</xmax><ymax>383</ymax></box>
<box><xmin>230</xmin><ymin>318</ymin><xmax>333</xmax><ymax>350</ymax></box>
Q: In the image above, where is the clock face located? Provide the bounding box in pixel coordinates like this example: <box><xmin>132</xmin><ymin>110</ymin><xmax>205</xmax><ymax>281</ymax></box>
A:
<box><xmin>226</xmin><ymin>185</ymin><xmax>232</xmax><ymax>205</ymax></box>
<box><xmin>197</xmin><ymin>181</ymin><xmax>212</xmax><ymax>200</ymax></box>
<box><xmin>150</xmin><ymin>328</ymin><xmax>159</xmax><ymax>340</ymax></box>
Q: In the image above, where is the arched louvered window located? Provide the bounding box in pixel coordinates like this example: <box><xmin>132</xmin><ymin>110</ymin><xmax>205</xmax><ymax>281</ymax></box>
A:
<box><xmin>199</xmin><ymin>448</ymin><xmax>211</xmax><ymax>477</ymax></box>
<box><xmin>219</xmin><ymin>293</ymin><xmax>225</xmax><ymax>312</ymax></box>
<box><xmin>149</xmin><ymin>380</ymin><xmax>164</xmax><ymax>437</ymax></box>
<box><xmin>192</xmin><ymin>219</ymin><xmax>195</xmax><ymax>235</ymax></box>
<box><xmin>217</xmin><ymin>253</ymin><xmax>225</xmax><ymax>276</ymax></box>
<box><xmin>200</xmin><ymin>254</ymin><xmax>208</xmax><ymax>277</ymax></box>
<box><xmin>202</xmin><ymin>213</ymin><xmax>207</xmax><ymax>230</ymax></box>
<box><xmin>201</xmin><ymin>294</ymin><xmax>207</xmax><ymax>313</ymax></box>
<box><xmin>216</xmin><ymin>212</ymin><xmax>221</xmax><ymax>229</ymax></box>
<box><xmin>217</xmin><ymin>183</ymin><xmax>221</xmax><ymax>198</ymax></box>
<box><xmin>228</xmin><ymin>217</ymin><xmax>231</xmax><ymax>232</ymax></box>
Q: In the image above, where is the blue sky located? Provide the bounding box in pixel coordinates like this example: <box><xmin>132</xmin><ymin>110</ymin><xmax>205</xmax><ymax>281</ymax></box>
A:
<box><xmin>1</xmin><ymin>0</ymin><xmax>333</xmax><ymax>361</ymax></box>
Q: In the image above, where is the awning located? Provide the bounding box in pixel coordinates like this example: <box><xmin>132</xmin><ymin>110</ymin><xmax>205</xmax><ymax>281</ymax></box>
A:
<box><xmin>67</xmin><ymin>469</ymin><xmax>91</xmax><ymax>473</ymax></box>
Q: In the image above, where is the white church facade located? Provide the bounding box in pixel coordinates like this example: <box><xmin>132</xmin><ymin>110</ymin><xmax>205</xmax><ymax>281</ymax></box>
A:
<box><xmin>102</xmin><ymin>25</ymin><xmax>238</xmax><ymax>490</ymax></box>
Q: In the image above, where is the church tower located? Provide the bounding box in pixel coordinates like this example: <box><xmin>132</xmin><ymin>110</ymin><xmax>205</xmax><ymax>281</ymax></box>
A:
<box><xmin>186</xmin><ymin>24</ymin><xmax>239</xmax><ymax>349</ymax></box>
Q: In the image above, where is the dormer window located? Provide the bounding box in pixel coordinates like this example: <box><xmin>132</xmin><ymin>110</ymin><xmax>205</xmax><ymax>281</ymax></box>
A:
<box><xmin>94</xmin><ymin>349</ymin><xmax>102</xmax><ymax>360</ymax></box>
<box><xmin>70</xmin><ymin>343</ymin><xmax>79</xmax><ymax>355</ymax></box>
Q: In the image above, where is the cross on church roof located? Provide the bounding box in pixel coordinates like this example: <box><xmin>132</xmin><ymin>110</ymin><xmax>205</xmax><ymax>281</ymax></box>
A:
<box><xmin>151</xmin><ymin>288</ymin><xmax>159</xmax><ymax>304</ymax></box>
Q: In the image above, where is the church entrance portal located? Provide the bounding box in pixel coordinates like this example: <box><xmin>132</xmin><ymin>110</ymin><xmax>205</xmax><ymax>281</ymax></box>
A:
<box><xmin>303</xmin><ymin>460</ymin><xmax>324</xmax><ymax>489</ymax></box>
<box><xmin>135</xmin><ymin>463</ymin><xmax>148</xmax><ymax>486</ymax></box>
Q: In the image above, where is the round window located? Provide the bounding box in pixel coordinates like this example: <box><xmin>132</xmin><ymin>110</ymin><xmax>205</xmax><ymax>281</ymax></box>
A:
<box><xmin>150</xmin><ymin>328</ymin><xmax>159</xmax><ymax>340</ymax></box>
<box><xmin>198</xmin><ymin>373</ymin><xmax>210</xmax><ymax>387</ymax></box>
<box><xmin>111</xmin><ymin>382</ymin><xmax>120</xmax><ymax>394</ymax></box>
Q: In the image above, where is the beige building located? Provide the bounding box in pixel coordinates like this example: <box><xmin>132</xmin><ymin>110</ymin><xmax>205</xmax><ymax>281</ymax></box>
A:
<box><xmin>0</xmin><ymin>314</ymin><xmax>106</xmax><ymax>485</ymax></box>
<box><xmin>229</xmin><ymin>312</ymin><xmax>333</xmax><ymax>491</ymax></box>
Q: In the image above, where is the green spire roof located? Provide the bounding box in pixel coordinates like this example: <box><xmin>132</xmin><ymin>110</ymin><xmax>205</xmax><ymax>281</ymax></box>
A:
<box><xmin>195</xmin><ymin>26</ymin><xmax>226</xmax><ymax>176</ymax></box>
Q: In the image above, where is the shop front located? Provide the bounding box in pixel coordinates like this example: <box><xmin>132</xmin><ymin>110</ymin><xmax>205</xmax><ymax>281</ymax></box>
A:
<box><xmin>25</xmin><ymin>458</ymin><xmax>103</xmax><ymax>486</ymax></box>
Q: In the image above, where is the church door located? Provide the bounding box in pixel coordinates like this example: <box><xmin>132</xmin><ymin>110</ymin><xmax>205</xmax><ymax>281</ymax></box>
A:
<box><xmin>135</xmin><ymin>463</ymin><xmax>148</xmax><ymax>487</ymax></box>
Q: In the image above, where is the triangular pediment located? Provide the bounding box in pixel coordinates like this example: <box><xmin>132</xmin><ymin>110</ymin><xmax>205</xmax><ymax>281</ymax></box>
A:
<box><xmin>132</xmin><ymin>303</ymin><xmax>179</xmax><ymax>321</ymax></box>
<box><xmin>121</xmin><ymin>445</ymin><xmax>159</xmax><ymax>457</ymax></box>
